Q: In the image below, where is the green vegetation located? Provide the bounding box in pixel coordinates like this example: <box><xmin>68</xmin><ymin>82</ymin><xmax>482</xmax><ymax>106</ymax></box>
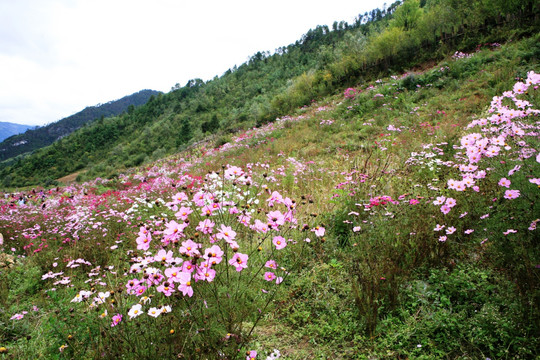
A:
<box><xmin>0</xmin><ymin>1</ymin><xmax>539</xmax><ymax>359</ymax></box>
<box><xmin>1</xmin><ymin>0</ymin><xmax>537</xmax><ymax>188</ymax></box>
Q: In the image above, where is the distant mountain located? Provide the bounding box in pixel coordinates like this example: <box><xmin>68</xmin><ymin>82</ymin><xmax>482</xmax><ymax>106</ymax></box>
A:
<box><xmin>0</xmin><ymin>89</ymin><xmax>161</xmax><ymax>161</ymax></box>
<box><xmin>0</xmin><ymin>122</ymin><xmax>35</xmax><ymax>142</ymax></box>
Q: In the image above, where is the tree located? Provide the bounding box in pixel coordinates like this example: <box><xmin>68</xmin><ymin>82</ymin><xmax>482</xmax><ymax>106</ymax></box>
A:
<box><xmin>177</xmin><ymin>118</ymin><xmax>192</xmax><ymax>146</ymax></box>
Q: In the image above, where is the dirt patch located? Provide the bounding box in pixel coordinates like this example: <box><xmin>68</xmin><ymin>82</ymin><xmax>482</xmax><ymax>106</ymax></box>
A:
<box><xmin>57</xmin><ymin>172</ymin><xmax>81</xmax><ymax>184</ymax></box>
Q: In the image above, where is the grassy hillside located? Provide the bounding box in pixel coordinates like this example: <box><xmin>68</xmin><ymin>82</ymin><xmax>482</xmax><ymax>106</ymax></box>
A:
<box><xmin>0</xmin><ymin>32</ymin><xmax>538</xmax><ymax>359</ymax></box>
<box><xmin>1</xmin><ymin>0</ymin><xmax>537</xmax><ymax>189</ymax></box>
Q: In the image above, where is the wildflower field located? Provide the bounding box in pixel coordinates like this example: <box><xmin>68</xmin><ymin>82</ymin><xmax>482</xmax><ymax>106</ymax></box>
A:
<box><xmin>1</xmin><ymin>36</ymin><xmax>539</xmax><ymax>359</ymax></box>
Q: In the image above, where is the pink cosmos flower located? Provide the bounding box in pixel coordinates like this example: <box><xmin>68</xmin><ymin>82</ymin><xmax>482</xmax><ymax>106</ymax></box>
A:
<box><xmin>154</xmin><ymin>249</ymin><xmax>174</xmax><ymax>263</ymax></box>
<box><xmin>445</xmin><ymin>198</ymin><xmax>457</xmax><ymax>208</ymax></box>
<box><xmin>252</xmin><ymin>219</ymin><xmax>269</xmax><ymax>233</ymax></box>
<box><xmin>136</xmin><ymin>233</ymin><xmax>151</xmax><ymax>251</ymax></box>
<box><xmin>353</xmin><ymin>226</ymin><xmax>361</xmax><ymax>232</ymax></box>
<box><xmin>246</xmin><ymin>350</ymin><xmax>257</xmax><ymax>360</ymax></box>
<box><xmin>196</xmin><ymin>219</ymin><xmax>215</xmax><ymax>234</ymax></box>
<box><xmin>181</xmin><ymin>261</ymin><xmax>195</xmax><ymax>273</ymax></box>
<box><xmin>224</xmin><ymin>166</ymin><xmax>243</xmax><ymax>179</ymax></box>
<box><xmin>177</xmin><ymin>272</ymin><xmax>193</xmax><ymax>297</ymax></box>
<box><xmin>508</xmin><ymin>165</ymin><xmax>521</xmax><ymax>176</ymax></box>
<box><xmin>237</xmin><ymin>213</ymin><xmax>252</xmax><ymax>227</ymax></box>
<box><xmin>216</xmin><ymin>224</ymin><xmax>237</xmax><ymax>242</ymax></box>
<box><xmin>267</xmin><ymin>210</ymin><xmax>285</xmax><ymax>228</ymax></box>
<box><xmin>163</xmin><ymin>221</ymin><xmax>187</xmax><ymax>243</ymax></box>
<box><xmin>498</xmin><ymin>178</ymin><xmax>511</xmax><ymax>188</ymax></box>
<box><xmin>175</xmin><ymin>206</ymin><xmax>193</xmax><ymax>221</ymax></box>
<box><xmin>165</xmin><ymin>266</ymin><xmax>183</xmax><ymax>283</ymax></box>
<box><xmin>272</xmin><ymin>236</ymin><xmax>287</xmax><ymax>250</ymax></box>
<box><xmin>267</xmin><ymin>191</ymin><xmax>284</xmax><ymax>207</ymax></box>
<box><xmin>464</xmin><ymin>229</ymin><xmax>474</xmax><ymax>234</ymax></box>
<box><xmin>434</xmin><ymin>224</ymin><xmax>445</xmax><ymax>231</ymax></box>
<box><xmin>433</xmin><ymin>196</ymin><xmax>446</xmax><ymax>205</ymax></box>
<box><xmin>265</xmin><ymin>260</ymin><xmax>277</xmax><ymax>269</ymax></box>
<box><xmin>446</xmin><ymin>226</ymin><xmax>456</xmax><ymax>235</ymax></box>
<box><xmin>529</xmin><ymin>178</ymin><xmax>540</xmax><ymax>185</ymax></box>
<box><xmin>111</xmin><ymin>314</ymin><xmax>122</xmax><ymax>327</ymax></box>
<box><xmin>229</xmin><ymin>253</ymin><xmax>248</xmax><ymax>272</ymax></box>
<box><xmin>180</xmin><ymin>240</ymin><xmax>201</xmax><ymax>257</ymax></box>
<box><xmin>195</xmin><ymin>264</ymin><xmax>216</xmax><ymax>282</ymax></box>
<box><xmin>264</xmin><ymin>272</ymin><xmax>276</xmax><ymax>281</ymax></box>
<box><xmin>157</xmin><ymin>282</ymin><xmax>175</xmax><ymax>296</ymax></box>
<box><xmin>134</xmin><ymin>285</ymin><xmax>147</xmax><ymax>297</ymax></box>
<box><xmin>438</xmin><ymin>236</ymin><xmax>447</xmax><ymax>242</ymax></box>
<box><xmin>504</xmin><ymin>189</ymin><xmax>520</xmax><ymax>200</ymax></box>
<box><xmin>201</xmin><ymin>204</ymin><xmax>216</xmax><ymax>217</ymax></box>
<box><xmin>503</xmin><ymin>229</ymin><xmax>517</xmax><ymax>235</ymax></box>
<box><xmin>311</xmin><ymin>226</ymin><xmax>325</xmax><ymax>237</ymax></box>
<box><xmin>440</xmin><ymin>205</ymin><xmax>451</xmax><ymax>215</ymax></box>
<box><xmin>10</xmin><ymin>313</ymin><xmax>24</xmax><ymax>320</ymax></box>
<box><xmin>204</xmin><ymin>245</ymin><xmax>224</xmax><ymax>265</ymax></box>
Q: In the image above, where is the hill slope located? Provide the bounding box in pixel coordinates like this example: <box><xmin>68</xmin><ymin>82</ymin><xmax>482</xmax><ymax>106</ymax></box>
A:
<box><xmin>0</xmin><ymin>35</ymin><xmax>538</xmax><ymax>358</ymax></box>
<box><xmin>0</xmin><ymin>89</ymin><xmax>161</xmax><ymax>162</ymax></box>
<box><xmin>1</xmin><ymin>0</ymin><xmax>537</xmax><ymax>188</ymax></box>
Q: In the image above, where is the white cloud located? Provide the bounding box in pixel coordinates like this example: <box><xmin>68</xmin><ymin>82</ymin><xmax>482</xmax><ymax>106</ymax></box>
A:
<box><xmin>0</xmin><ymin>0</ymin><xmax>387</xmax><ymax>126</ymax></box>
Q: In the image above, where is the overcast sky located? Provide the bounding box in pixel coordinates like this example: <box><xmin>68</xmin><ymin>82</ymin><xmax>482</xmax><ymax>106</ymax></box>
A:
<box><xmin>0</xmin><ymin>0</ymin><xmax>388</xmax><ymax>126</ymax></box>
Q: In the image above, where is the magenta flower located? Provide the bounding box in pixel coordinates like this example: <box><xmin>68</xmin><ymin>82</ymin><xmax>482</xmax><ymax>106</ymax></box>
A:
<box><xmin>165</xmin><ymin>266</ymin><xmax>183</xmax><ymax>283</ymax></box>
<box><xmin>216</xmin><ymin>224</ymin><xmax>237</xmax><ymax>242</ymax></box>
<box><xmin>154</xmin><ymin>249</ymin><xmax>174</xmax><ymax>263</ymax></box>
<box><xmin>175</xmin><ymin>206</ymin><xmax>193</xmax><ymax>221</ymax></box>
<box><xmin>311</xmin><ymin>226</ymin><xmax>325</xmax><ymax>237</ymax></box>
<box><xmin>504</xmin><ymin>189</ymin><xmax>520</xmax><ymax>199</ymax></box>
<box><xmin>445</xmin><ymin>198</ymin><xmax>457</xmax><ymax>208</ymax></box>
<box><xmin>224</xmin><ymin>165</ymin><xmax>243</xmax><ymax>179</ymax></box>
<box><xmin>433</xmin><ymin>224</ymin><xmax>445</xmax><ymax>231</ymax></box>
<box><xmin>246</xmin><ymin>350</ymin><xmax>257</xmax><ymax>360</ymax></box>
<box><xmin>229</xmin><ymin>253</ymin><xmax>248</xmax><ymax>272</ymax></box>
<box><xmin>272</xmin><ymin>236</ymin><xmax>287</xmax><ymax>250</ymax></box>
<box><xmin>267</xmin><ymin>211</ymin><xmax>285</xmax><ymax>229</ymax></box>
<box><xmin>195</xmin><ymin>264</ymin><xmax>216</xmax><ymax>282</ymax></box>
<box><xmin>264</xmin><ymin>272</ymin><xmax>276</xmax><ymax>281</ymax></box>
<box><xmin>267</xmin><ymin>191</ymin><xmax>284</xmax><ymax>207</ymax></box>
<box><xmin>433</xmin><ymin>196</ymin><xmax>446</xmax><ymax>205</ymax></box>
<box><xmin>498</xmin><ymin>178</ymin><xmax>511</xmax><ymax>188</ymax></box>
<box><xmin>177</xmin><ymin>272</ymin><xmax>193</xmax><ymax>297</ymax></box>
<box><xmin>180</xmin><ymin>239</ymin><xmax>201</xmax><ymax>257</ymax></box>
<box><xmin>111</xmin><ymin>313</ymin><xmax>122</xmax><ymax>327</ymax></box>
<box><xmin>136</xmin><ymin>233</ymin><xmax>151</xmax><ymax>250</ymax></box>
<box><xmin>157</xmin><ymin>282</ymin><xmax>175</xmax><ymax>296</ymax></box>
<box><xmin>265</xmin><ymin>260</ymin><xmax>277</xmax><ymax>269</ymax></box>
<box><xmin>203</xmin><ymin>245</ymin><xmax>224</xmax><ymax>265</ymax></box>
<box><xmin>440</xmin><ymin>205</ymin><xmax>451</xmax><ymax>215</ymax></box>
<box><xmin>196</xmin><ymin>219</ymin><xmax>215</xmax><ymax>234</ymax></box>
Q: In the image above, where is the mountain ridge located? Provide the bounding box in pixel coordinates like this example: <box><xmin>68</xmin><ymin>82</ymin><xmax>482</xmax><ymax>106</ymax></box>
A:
<box><xmin>0</xmin><ymin>122</ymin><xmax>35</xmax><ymax>142</ymax></box>
<box><xmin>0</xmin><ymin>89</ymin><xmax>161</xmax><ymax>161</ymax></box>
